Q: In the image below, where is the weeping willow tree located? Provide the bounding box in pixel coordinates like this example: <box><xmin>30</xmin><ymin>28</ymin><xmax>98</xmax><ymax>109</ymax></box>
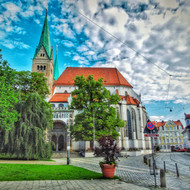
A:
<box><xmin>0</xmin><ymin>93</ymin><xmax>53</xmax><ymax>160</ymax></box>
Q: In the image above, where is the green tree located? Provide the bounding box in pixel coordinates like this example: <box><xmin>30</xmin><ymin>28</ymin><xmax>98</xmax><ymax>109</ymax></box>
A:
<box><xmin>14</xmin><ymin>71</ymin><xmax>49</xmax><ymax>100</ymax></box>
<box><xmin>70</xmin><ymin>75</ymin><xmax>124</xmax><ymax>141</ymax></box>
<box><xmin>0</xmin><ymin>50</ymin><xmax>19</xmax><ymax>131</ymax></box>
<box><xmin>0</xmin><ymin>93</ymin><xmax>53</xmax><ymax>160</ymax></box>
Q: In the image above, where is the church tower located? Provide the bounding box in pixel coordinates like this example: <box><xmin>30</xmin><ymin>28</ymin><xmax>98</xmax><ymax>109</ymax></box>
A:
<box><xmin>32</xmin><ymin>10</ymin><xmax>53</xmax><ymax>96</ymax></box>
<box><xmin>53</xmin><ymin>46</ymin><xmax>59</xmax><ymax>82</ymax></box>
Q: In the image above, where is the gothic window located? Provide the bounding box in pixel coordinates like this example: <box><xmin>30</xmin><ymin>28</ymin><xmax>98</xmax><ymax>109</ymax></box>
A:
<box><xmin>132</xmin><ymin>108</ymin><xmax>138</xmax><ymax>139</ymax></box>
<box><xmin>37</xmin><ymin>65</ymin><xmax>39</xmax><ymax>70</ymax></box>
<box><xmin>44</xmin><ymin>66</ymin><xmax>46</xmax><ymax>70</ymax></box>
<box><xmin>127</xmin><ymin>109</ymin><xmax>133</xmax><ymax>139</ymax></box>
<box><xmin>40</xmin><ymin>65</ymin><xmax>43</xmax><ymax>70</ymax></box>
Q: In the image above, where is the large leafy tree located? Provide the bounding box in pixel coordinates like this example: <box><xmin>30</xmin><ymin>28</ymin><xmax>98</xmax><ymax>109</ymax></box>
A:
<box><xmin>0</xmin><ymin>93</ymin><xmax>53</xmax><ymax>160</ymax></box>
<box><xmin>0</xmin><ymin>49</ymin><xmax>53</xmax><ymax>159</ymax></box>
<box><xmin>14</xmin><ymin>71</ymin><xmax>49</xmax><ymax>100</ymax></box>
<box><xmin>0</xmin><ymin>50</ymin><xmax>19</xmax><ymax>131</ymax></box>
<box><xmin>70</xmin><ymin>75</ymin><xmax>124</xmax><ymax>141</ymax></box>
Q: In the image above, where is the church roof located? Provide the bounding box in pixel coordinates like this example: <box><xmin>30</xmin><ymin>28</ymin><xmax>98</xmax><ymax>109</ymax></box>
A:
<box><xmin>33</xmin><ymin>11</ymin><xmax>52</xmax><ymax>59</ymax></box>
<box><xmin>49</xmin><ymin>93</ymin><xmax>71</xmax><ymax>102</ymax></box>
<box><xmin>54</xmin><ymin>67</ymin><xmax>133</xmax><ymax>87</ymax></box>
<box><xmin>53</xmin><ymin>52</ymin><xmax>59</xmax><ymax>80</ymax></box>
<box><xmin>120</xmin><ymin>95</ymin><xmax>139</xmax><ymax>105</ymax></box>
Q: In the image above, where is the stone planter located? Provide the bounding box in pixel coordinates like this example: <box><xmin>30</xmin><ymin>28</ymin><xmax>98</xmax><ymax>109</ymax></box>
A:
<box><xmin>126</xmin><ymin>151</ymin><xmax>141</xmax><ymax>157</ymax></box>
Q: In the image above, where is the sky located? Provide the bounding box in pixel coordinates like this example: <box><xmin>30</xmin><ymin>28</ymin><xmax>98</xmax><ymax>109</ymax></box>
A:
<box><xmin>0</xmin><ymin>0</ymin><xmax>190</xmax><ymax>126</ymax></box>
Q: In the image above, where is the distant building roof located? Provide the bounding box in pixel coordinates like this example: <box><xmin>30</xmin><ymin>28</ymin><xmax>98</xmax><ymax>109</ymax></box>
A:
<box><xmin>152</xmin><ymin>120</ymin><xmax>184</xmax><ymax>129</ymax></box>
<box><xmin>54</xmin><ymin>67</ymin><xmax>133</xmax><ymax>87</ymax></box>
<box><xmin>185</xmin><ymin>114</ymin><xmax>190</xmax><ymax>119</ymax></box>
<box><xmin>49</xmin><ymin>93</ymin><xmax>70</xmax><ymax>102</ymax></box>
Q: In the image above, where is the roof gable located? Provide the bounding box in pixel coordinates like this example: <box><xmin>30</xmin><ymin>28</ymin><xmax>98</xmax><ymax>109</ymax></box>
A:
<box><xmin>54</xmin><ymin>67</ymin><xmax>133</xmax><ymax>87</ymax></box>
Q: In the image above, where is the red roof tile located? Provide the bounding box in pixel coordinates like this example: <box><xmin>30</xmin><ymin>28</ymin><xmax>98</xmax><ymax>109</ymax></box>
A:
<box><xmin>120</xmin><ymin>95</ymin><xmax>139</xmax><ymax>105</ymax></box>
<box><xmin>54</xmin><ymin>67</ymin><xmax>133</xmax><ymax>87</ymax></box>
<box><xmin>152</xmin><ymin>121</ymin><xmax>166</xmax><ymax>127</ymax></box>
<box><xmin>185</xmin><ymin>114</ymin><xmax>190</xmax><ymax>119</ymax></box>
<box><xmin>49</xmin><ymin>93</ymin><xmax>70</xmax><ymax>102</ymax></box>
<box><xmin>151</xmin><ymin>120</ymin><xmax>184</xmax><ymax>129</ymax></box>
<box><xmin>174</xmin><ymin>120</ymin><xmax>184</xmax><ymax>129</ymax></box>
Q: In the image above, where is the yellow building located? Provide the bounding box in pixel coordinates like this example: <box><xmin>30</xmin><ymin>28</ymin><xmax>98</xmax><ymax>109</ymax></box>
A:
<box><xmin>153</xmin><ymin>120</ymin><xmax>184</xmax><ymax>152</ymax></box>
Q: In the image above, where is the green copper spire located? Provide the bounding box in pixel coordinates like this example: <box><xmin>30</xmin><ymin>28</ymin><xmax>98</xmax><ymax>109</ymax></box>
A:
<box><xmin>53</xmin><ymin>46</ymin><xmax>59</xmax><ymax>81</ymax></box>
<box><xmin>33</xmin><ymin>10</ymin><xmax>52</xmax><ymax>59</ymax></box>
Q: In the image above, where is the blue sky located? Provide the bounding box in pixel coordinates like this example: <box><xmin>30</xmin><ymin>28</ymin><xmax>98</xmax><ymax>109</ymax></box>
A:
<box><xmin>0</xmin><ymin>0</ymin><xmax>190</xmax><ymax>126</ymax></box>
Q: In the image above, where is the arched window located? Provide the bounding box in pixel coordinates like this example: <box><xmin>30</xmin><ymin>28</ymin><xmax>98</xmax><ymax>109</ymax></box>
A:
<box><xmin>132</xmin><ymin>108</ymin><xmax>138</xmax><ymax>139</ymax></box>
<box><xmin>59</xmin><ymin>104</ymin><xmax>64</xmax><ymax>109</ymax></box>
<box><xmin>40</xmin><ymin>65</ymin><xmax>43</xmax><ymax>70</ymax></box>
<box><xmin>127</xmin><ymin>109</ymin><xmax>133</xmax><ymax>139</ymax></box>
<box><xmin>37</xmin><ymin>65</ymin><xmax>39</xmax><ymax>70</ymax></box>
<box><xmin>44</xmin><ymin>65</ymin><xmax>46</xmax><ymax>70</ymax></box>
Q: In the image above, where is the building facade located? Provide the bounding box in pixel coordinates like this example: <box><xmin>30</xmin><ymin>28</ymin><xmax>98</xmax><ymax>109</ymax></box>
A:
<box><xmin>32</xmin><ymin>12</ymin><xmax>151</xmax><ymax>155</ymax></box>
<box><xmin>49</xmin><ymin>67</ymin><xmax>151</xmax><ymax>154</ymax></box>
<box><xmin>182</xmin><ymin>114</ymin><xmax>190</xmax><ymax>148</ymax></box>
<box><xmin>153</xmin><ymin>120</ymin><xmax>184</xmax><ymax>152</ymax></box>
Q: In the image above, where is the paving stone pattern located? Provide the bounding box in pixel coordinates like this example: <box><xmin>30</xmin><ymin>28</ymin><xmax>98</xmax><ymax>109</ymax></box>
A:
<box><xmin>70</xmin><ymin>154</ymin><xmax>190</xmax><ymax>190</ymax></box>
<box><xmin>0</xmin><ymin>180</ymin><xmax>148</xmax><ymax>190</ymax></box>
<box><xmin>155</xmin><ymin>152</ymin><xmax>190</xmax><ymax>177</ymax></box>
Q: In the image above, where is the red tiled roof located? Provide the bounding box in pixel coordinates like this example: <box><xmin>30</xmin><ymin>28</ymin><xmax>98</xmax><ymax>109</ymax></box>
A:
<box><xmin>120</xmin><ymin>95</ymin><xmax>139</xmax><ymax>105</ymax></box>
<box><xmin>49</xmin><ymin>93</ymin><xmax>70</xmax><ymax>102</ymax></box>
<box><xmin>54</xmin><ymin>67</ymin><xmax>133</xmax><ymax>87</ymax></box>
<box><xmin>152</xmin><ymin>121</ymin><xmax>166</xmax><ymax>128</ymax></box>
<box><xmin>174</xmin><ymin>120</ymin><xmax>184</xmax><ymax>129</ymax></box>
<box><xmin>52</xmin><ymin>86</ymin><xmax>55</xmax><ymax>95</ymax></box>
<box><xmin>151</xmin><ymin>120</ymin><xmax>184</xmax><ymax>129</ymax></box>
<box><xmin>185</xmin><ymin>114</ymin><xmax>190</xmax><ymax>119</ymax></box>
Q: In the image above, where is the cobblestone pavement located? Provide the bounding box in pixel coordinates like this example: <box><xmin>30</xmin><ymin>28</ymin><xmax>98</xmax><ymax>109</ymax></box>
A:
<box><xmin>67</xmin><ymin>155</ymin><xmax>190</xmax><ymax>190</ymax></box>
<box><xmin>155</xmin><ymin>152</ymin><xmax>190</xmax><ymax>177</ymax></box>
<box><xmin>0</xmin><ymin>180</ymin><xmax>148</xmax><ymax>190</ymax></box>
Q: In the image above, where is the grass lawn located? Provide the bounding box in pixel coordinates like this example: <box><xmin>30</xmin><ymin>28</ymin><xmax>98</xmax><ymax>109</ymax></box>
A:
<box><xmin>0</xmin><ymin>164</ymin><xmax>106</xmax><ymax>181</ymax></box>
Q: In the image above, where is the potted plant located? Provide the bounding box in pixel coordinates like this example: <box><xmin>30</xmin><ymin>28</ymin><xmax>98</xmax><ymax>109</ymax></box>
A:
<box><xmin>94</xmin><ymin>135</ymin><xmax>120</xmax><ymax>178</ymax></box>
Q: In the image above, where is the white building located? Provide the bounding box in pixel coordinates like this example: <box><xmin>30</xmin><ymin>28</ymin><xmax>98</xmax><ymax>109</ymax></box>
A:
<box><xmin>153</xmin><ymin>120</ymin><xmax>184</xmax><ymax>152</ymax></box>
<box><xmin>49</xmin><ymin>67</ymin><xmax>151</xmax><ymax>155</ymax></box>
<box><xmin>182</xmin><ymin>114</ymin><xmax>190</xmax><ymax>148</ymax></box>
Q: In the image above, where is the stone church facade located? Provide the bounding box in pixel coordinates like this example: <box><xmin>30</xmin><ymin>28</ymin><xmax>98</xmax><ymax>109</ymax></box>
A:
<box><xmin>32</xmin><ymin>12</ymin><xmax>151</xmax><ymax>155</ymax></box>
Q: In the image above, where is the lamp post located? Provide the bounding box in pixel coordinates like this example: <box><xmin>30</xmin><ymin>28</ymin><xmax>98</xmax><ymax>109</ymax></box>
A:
<box><xmin>67</xmin><ymin>118</ymin><xmax>71</xmax><ymax>165</ymax></box>
<box><xmin>93</xmin><ymin>112</ymin><xmax>95</xmax><ymax>150</ymax></box>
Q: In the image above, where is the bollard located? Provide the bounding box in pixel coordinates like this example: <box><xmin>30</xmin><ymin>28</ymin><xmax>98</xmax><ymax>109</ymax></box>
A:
<box><xmin>160</xmin><ymin>169</ymin><xmax>166</xmax><ymax>187</ymax></box>
<box><xmin>164</xmin><ymin>161</ymin><xmax>166</xmax><ymax>172</ymax></box>
<box><xmin>148</xmin><ymin>159</ymin><xmax>152</xmax><ymax>167</ymax></box>
<box><xmin>175</xmin><ymin>163</ymin><xmax>179</xmax><ymax>177</ymax></box>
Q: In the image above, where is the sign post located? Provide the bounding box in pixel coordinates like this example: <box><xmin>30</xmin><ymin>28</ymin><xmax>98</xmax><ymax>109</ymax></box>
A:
<box><xmin>144</xmin><ymin>120</ymin><xmax>158</xmax><ymax>187</ymax></box>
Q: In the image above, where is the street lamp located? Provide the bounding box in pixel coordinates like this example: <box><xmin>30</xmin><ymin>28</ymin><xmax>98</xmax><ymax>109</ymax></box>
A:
<box><xmin>93</xmin><ymin>112</ymin><xmax>95</xmax><ymax>151</ymax></box>
<box><xmin>67</xmin><ymin>118</ymin><xmax>71</xmax><ymax>165</ymax></box>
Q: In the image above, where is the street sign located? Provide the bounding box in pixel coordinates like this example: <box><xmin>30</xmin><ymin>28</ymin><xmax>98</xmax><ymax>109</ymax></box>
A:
<box><xmin>144</xmin><ymin>120</ymin><xmax>158</xmax><ymax>134</ymax></box>
<box><xmin>144</xmin><ymin>134</ymin><xmax>159</xmax><ymax>137</ymax></box>
<box><xmin>147</xmin><ymin>122</ymin><xmax>154</xmax><ymax>130</ymax></box>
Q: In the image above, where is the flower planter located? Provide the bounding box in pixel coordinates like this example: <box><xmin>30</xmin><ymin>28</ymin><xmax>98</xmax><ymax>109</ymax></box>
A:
<box><xmin>101</xmin><ymin>164</ymin><xmax>116</xmax><ymax>178</ymax></box>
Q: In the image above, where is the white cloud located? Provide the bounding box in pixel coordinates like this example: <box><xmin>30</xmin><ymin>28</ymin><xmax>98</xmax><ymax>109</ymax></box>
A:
<box><xmin>150</xmin><ymin>115</ymin><xmax>165</xmax><ymax>121</ymax></box>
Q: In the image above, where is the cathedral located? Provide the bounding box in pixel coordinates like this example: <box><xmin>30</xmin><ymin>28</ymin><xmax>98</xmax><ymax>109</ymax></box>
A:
<box><xmin>32</xmin><ymin>12</ymin><xmax>151</xmax><ymax>156</ymax></box>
